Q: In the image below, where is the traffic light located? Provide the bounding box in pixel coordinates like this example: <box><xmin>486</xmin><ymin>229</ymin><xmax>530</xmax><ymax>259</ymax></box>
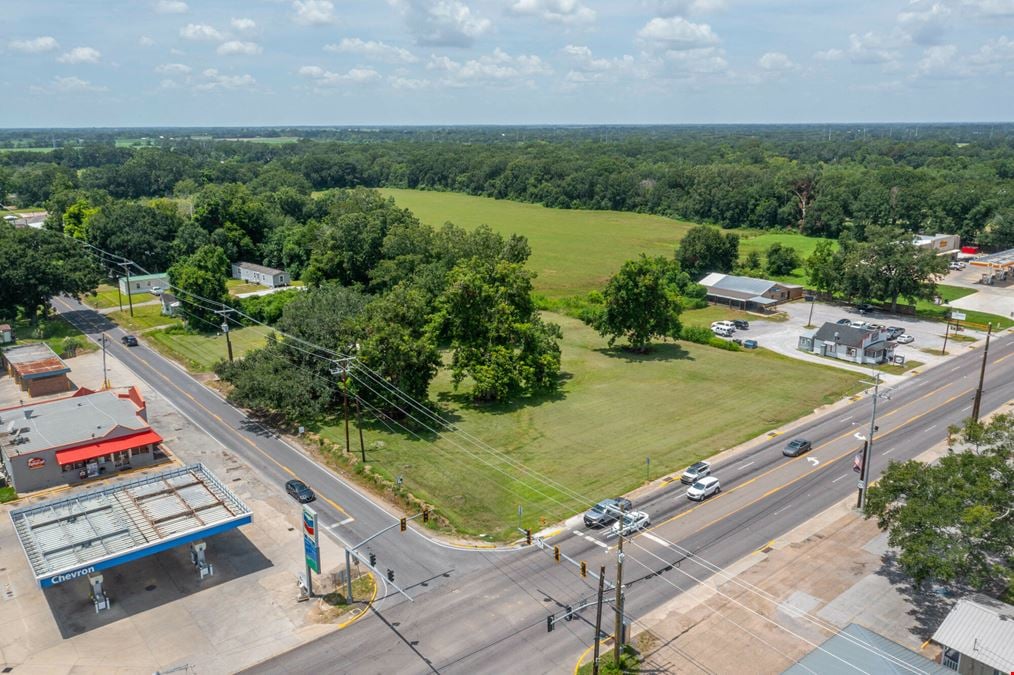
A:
<box><xmin>422</xmin><ymin>508</ymin><xmax>429</xmax><ymax>523</ymax></box>
<box><xmin>387</xmin><ymin>569</ymin><xmax>395</xmax><ymax>582</ymax></box>
<box><xmin>547</xmin><ymin>615</ymin><xmax>554</xmax><ymax>633</ymax></box>
<box><xmin>400</xmin><ymin>517</ymin><xmax>407</xmax><ymax>532</ymax></box>
<box><xmin>553</xmin><ymin>546</ymin><xmax>560</xmax><ymax>563</ymax></box>
<box><xmin>369</xmin><ymin>551</ymin><xmax>377</xmax><ymax>567</ymax></box>
<box><xmin>580</xmin><ymin>561</ymin><xmax>587</xmax><ymax>577</ymax></box>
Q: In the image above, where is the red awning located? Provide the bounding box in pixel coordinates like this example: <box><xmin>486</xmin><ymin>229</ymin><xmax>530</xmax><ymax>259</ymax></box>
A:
<box><xmin>55</xmin><ymin>430</ymin><xmax>163</xmax><ymax>466</ymax></box>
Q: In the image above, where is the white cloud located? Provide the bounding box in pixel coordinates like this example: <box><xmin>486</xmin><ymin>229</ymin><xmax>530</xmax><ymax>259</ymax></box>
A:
<box><xmin>509</xmin><ymin>0</ymin><xmax>596</xmax><ymax>24</ymax></box>
<box><xmin>57</xmin><ymin>47</ymin><xmax>101</xmax><ymax>64</ymax></box>
<box><xmin>32</xmin><ymin>76</ymin><xmax>108</xmax><ymax>93</ymax></box>
<box><xmin>966</xmin><ymin>35</ymin><xmax>1014</xmax><ymax>71</ymax></box>
<box><xmin>298</xmin><ymin>65</ymin><xmax>382</xmax><ymax>87</ymax></box>
<box><xmin>392</xmin><ymin>0</ymin><xmax>492</xmax><ymax>47</ymax></box>
<box><xmin>155</xmin><ymin>0</ymin><xmax>188</xmax><ymax>13</ymax></box>
<box><xmin>197</xmin><ymin>68</ymin><xmax>256</xmax><ymax>91</ymax></box>
<box><xmin>814</xmin><ymin>48</ymin><xmax>843</xmax><ymax>61</ymax></box>
<box><xmin>325</xmin><ymin>38</ymin><xmax>418</xmax><ymax>63</ymax></box>
<box><xmin>847</xmin><ymin>31</ymin><xmax>905</xmax><ymax>65</ymax></box>
<box><xmin>898</xmin><ymin>1</ymin><xmax>951</xmax><ymax>45</ymax></box>
<box><xmin>637</xmin><ymin>17</ymin><xmax>720</xmax><ymax>50</ymax></box>
<box><xmin>657</xmin><ymin>46</ymin><xmax>728</xmax><ymax>76</ymax></box>
<box><xmin>139</xmin><ymin>36</ymin><xmax>156</xmax><ymax>47</ymax></box>
<box><xmin>292</xmin><ymin>0</ymin><xmax>336</xmax><ymax>25</ymax></box>
<box><xmin>231</xmin><ymin>18</ymin><xmax>257</xmax><ymax>32</ymax></box>
<box><xmin>426</xmin><ymin>48</ymin><xmax>551</xmax><ymax>86</ymax></box>
<box><xmin>8</xmin><ymin>36</ymin><xmax>60</xmax><ymax>54</ymax></box>
<box><xmin>916</xmin><ymin>44</ymin><xmax>959</xmax><ymax>75</ymax></box>
<box><xmin>180</xmin><ymin>24</ymin><xmax>226</xmax><ymax>41</ymax></box>
<box><xmin>218</xmin><ymin>41</ymin><xmax>262</xmax><ymax>56</ymax></box>
<box><xmin>757</xmin><ymin>51</ymin><xmax>796</xmax><ymax>71</ymax></box>
<box><xmin>653</xmin><ymin>0</ymin><xmax>726</xmax><ymax>16</ymax></box>
<box><xmin>390</xmin><ymin>76</ymin><xmax>431</xmax><ymax>89</ymax></box>
<box><xmin>961</xmin><ymin>0</ymin><xmax>1014</xmax><ymax>17</ymax></box>
<box><xmin>561</xmin><ymin>44</ymin><xmax>639</xmax><ymax>84</ymax></box>
<box><xmin>155</xmin><ymin>63</ymin><xmax>192</xmax><ymax>75</ymax></box>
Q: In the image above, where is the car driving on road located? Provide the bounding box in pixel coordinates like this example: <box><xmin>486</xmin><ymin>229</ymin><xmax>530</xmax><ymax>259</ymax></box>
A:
<box><xmin>583</xmin><ymin>497</ymin><xmax>633</xmax><ymax>528</ymax></box>
<box><xmin>680</xmin><ymin>461</ymin><xmax>711</xmax><ymax>485</ymax></box>
<box><xmin>285</xmin><ymin>479</ymin><xmax>316</xmax><ymax>503</ymax></box>
<box><xmin>610</xmin><ymin>510</ymin><xmax>650</xmax><ymax>536</ymax></box>
<box><xmin>783</xmin><ymin>438</ymin><xmax>812</xmax><ymax>457</ymax></box>
<box><xmin>120</xmin><ymin>335</ymin><xmax>138</xmax><ymax>347</ymax></box>
<box><xmin>687</xmin><ymin>476</ymin><xmax>721</xmax><ymax>501</ymax></box>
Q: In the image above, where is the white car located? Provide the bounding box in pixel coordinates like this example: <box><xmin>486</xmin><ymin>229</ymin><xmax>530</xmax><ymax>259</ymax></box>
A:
<box><xmin>610</xmin><ymin>510</ymin><xmax>650</xmax><ymax>537</ymax></box>
<box><xmin>949</xmin><ymin>262</ymin><xmax>966</xmax><ymax>271</ymax></box>
<box><xmin>687</xmin><ymin>476</ymin><xmax>721</xmax><ymax>501</ymax></box>
<box><xmin>895</xmin><ymin>334</ymin><xmax>915</xmax><ymax>344</ymax></box>
<box><xmin>711</xmin><ymin>321</ymin><xmax>736</xmax><ymax>332</ymax></box>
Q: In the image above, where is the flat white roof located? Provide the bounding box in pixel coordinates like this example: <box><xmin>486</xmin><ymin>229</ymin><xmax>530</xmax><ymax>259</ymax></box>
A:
<box><xmin>10</xmin><ymin>464</ymin><xmax>252</xmax><ymax>587</ymax></box>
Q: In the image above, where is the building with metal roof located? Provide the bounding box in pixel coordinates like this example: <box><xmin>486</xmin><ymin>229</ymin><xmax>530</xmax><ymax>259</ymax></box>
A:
<box><xmin>932</xmin><ymin>594</ymin><xmax>1014</xmax><ymax>674</ymax></box>
<box><xmin>698</xmin><ymin>273</ymin><xmax>803</xmax><ymax>312</ymax></box>
<box><xmin>798</xmin><ymin>321</ymin><xmax>895</xmax><ymax>365</ymax></box>
<box><xmin>1</xmin><ymin>342</ymin><xmax>72</xmax><ymax>397</ymax></box>
<box><xmin>0</xmin><ymin>386</ymin><xmax>164</xmax><ymax>492</ymax></box>
<box><xmin>232</xmin><ymin>262</ymin><xmax>291</xmax><ymax>288</ymax></box>
<box><xmin>10</xmin><ymin>463</ymin><xmax>252</xmax><ymax>590</ymax></box>
<box><xmin>117</xmin><ymin>272</ymin><xmax>169</xmax><ymax>296</ymax></box>
<box><xmin>783</xmin><ymin>623</ymin><xmax>950</xmax><ymax>675</ymax></box>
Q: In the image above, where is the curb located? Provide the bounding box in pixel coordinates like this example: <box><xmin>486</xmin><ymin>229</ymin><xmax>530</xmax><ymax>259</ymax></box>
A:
<box><xmin>335</xmin><ymin>571</ymin><xmax>379</xmax><ymax>630</ymax></box>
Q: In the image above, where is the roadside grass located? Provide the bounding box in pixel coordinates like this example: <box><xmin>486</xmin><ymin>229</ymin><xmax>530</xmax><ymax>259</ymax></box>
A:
<box><xmin>83</xmin><ymin>284</ymin><xmax>157</xmax><ymax>310</ymax></box>
<box><xmin>877</xmin><ymin>359</ymin><xmax>924</xmax><ymax>375</ymax></box>
<box><xmin>680</xmin><ymin>305</ymin><xmax>784</xmax><ymax>327</ymax></box>
<box><xmin>107</xmin><ymin>304</ymin><xmax>180</xmax><ymax>332</ymax></box>
<box><xmin>0</xmin><ymin>487</ymin><xmax>16</xmax><ymax>503</ymax></box>
<box><xmin>11</xmin><ymin>314</ymin><xmax>97</xmax><ymax>357</ymax></box>
<box><xmin>146</xmin><ymin>326</ymin><xmax>268</xmax><ymax>371</ymax></box>
<box><xmin>320</xmin><ymin>312</ymin><xmax>862</xmax><ymax>539</ymax></box>
<box><xmin>378</xmin><ymin>188</ymin><xmax>697</xmax><ymax>297</ymax></box>
<box><xmin>577</xmin><ymin>645</ymin><xmax>640</xmax><ymax>675</ymax></box>
<box><xmin>317</xmin><ymin>573</ymin><xmax>376</xmax><ymax>621</ymax></box>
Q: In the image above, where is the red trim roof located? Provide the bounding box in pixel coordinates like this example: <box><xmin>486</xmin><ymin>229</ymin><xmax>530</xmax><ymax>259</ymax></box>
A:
<box><xmin>55</xmin><ymin>430</ymin><xmax>163</xmax><ymax>466</ymax></box>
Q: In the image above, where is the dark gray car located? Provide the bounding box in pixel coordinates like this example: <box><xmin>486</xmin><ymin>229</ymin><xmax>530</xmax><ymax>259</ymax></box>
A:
<box><xmin>583</xmin><ymin>497</ymin><xmax>633</xmax><ymax>527</ymax></box>
<box><xmin>783</xmin><ymin>438</ymin><xmax>812</xmax><ymax>457</ymax></box>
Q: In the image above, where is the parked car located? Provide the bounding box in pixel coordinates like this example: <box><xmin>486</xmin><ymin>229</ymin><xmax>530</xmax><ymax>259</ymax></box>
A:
<box><xmin>896</xmin><ymin>334</ymin><xmax>915</xmax><ymax>344</ymax></box>
<box><xmin>712</xmin><ymin>326</ymin><xmax>735</xmax><ymax>337</ymax></box>
<box><xmin>285</xmin><ymin>479</ymin><xmax>316</xmax><ymax>503</ymax></box>
<box><xmin>150</xmin><ymin>285</ymin><xmax>163</xmax><ymax>295</ymax></box>
<box><xmin>711</xmin><ymin>320</ymin><xmax>736</xmax><ymax>332</ymax></box>
<box><xmin>855</xmin><ymin>303</ymin><xmax>875</xmax><ymax>314</ymax></box>
<box><xmin>687</xmin><ymin>477</ymin><xmax>721</xmax><ymax>501</ymax></box>
<box><xmin>948</xmin><ymin>262</ymin><xmax>965</xmax><ymax>271</ymax></box>
<box><xmin>120</xmin><ymin>335</ymin><xmax>138</xmax><ymax>347</ymax></box>
<box><xmin>743</xmin><ymin>339</ymin><xmax>758</xmax><ymax>349</ymax></box>
<box><xmin>583</xmin><ymin>497</ymin><xmax>633</xmax><ymax>528</ymax></box>
<box><xmin>732</xmin><ymin>319</ymin><xmax>749</xmax><ymax>330</ymax></box>
<box><xmin>680</xmin><ymin>461</ymin><xmax>711</xmax><ymax>485</ymax></box>
<box><xmin>783</xmin><ymin>438</ymin><xmax>812</xmax><ymax>457</ymax></box>
<box><xmin>610</xmin><ymin>510</ymin><xmax>651</xmax><ymax>536</ymax></box>
<box><xmin>849</xmin><ymin>321</ymin><xmax>871</xmax><ymax>329</ymax></box>
<box><xmin>836</xmin><ymin>318</ymin><xmax>852</xmax><ymax>326</ymax></box>
<box><xmin>886</xmin><ymin>326</ymin><xmax>905</xmax><ymax>340</ymax></box>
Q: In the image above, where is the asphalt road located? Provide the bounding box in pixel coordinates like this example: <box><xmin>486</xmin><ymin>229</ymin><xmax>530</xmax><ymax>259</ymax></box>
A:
<box><xmin>52</xmin><ymin>296</ymin><xmax>1014</xmax><ymax>674</ymax></box>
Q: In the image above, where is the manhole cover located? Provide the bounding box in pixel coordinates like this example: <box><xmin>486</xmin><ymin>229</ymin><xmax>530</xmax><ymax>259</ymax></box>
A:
<box><xmin>145</xmin><ymin>585</ymin><xmax>157</xmax><ymax>592</ymax></box>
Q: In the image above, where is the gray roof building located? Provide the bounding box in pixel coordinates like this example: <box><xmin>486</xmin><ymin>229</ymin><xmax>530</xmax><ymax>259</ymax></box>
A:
<box><xmin>234</xmin><ymin>262</ymin><xmax>284</xmax><ymax>276</ymax></box>
<box><xmin>783</xmin><ymin>623</ymin><xmax>950</xmax><ymax>675</ymax></box>
<box><xmin>698</xmin><ymin>273</ymin><xmax>803</xmax><ymax>309</ymax></box>
<box><xmin>932</xmin><ymin>594</ymin><xmax>1014</xmax><ymax>673</ymax></box>
<box><xmin>812</xmin><ymin>323</ymin><xmax>875</xmax><ymax>349</ymax></box>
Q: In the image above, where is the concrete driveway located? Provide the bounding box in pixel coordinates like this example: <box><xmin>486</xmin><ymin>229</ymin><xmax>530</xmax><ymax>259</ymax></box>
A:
<box><xmin>735</xmin><ymin>300</ymin><xmax>990</xmax><ymax>381</ymax></box>
<box><xmin>939</xmin><ymin>267</ymin><xmax>1014</xmax><ymax>319</ymax></box>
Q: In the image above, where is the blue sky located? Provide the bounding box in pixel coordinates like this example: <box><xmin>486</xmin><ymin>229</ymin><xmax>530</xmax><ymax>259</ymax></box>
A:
<box><xmin>2</xmin><ymin>0</ymin><xmax>1013</xmax><ymax>126</ymax></box>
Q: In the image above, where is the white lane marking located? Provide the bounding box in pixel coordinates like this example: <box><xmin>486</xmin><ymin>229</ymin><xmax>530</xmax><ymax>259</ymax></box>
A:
<box><xmin>339</xmin><ymin>517</ymin><xmax>354</xmax><ymax>526</ymax></box>
<box><xmin>832</xmin><ymin>474</ymin><xmax>849</xmax><ymax>483</ymax></box>
<box><xmin>773</xmin><ymin>504</ymin><xmax>792</xmax><ymax>516</ymax></box>
<box><xmin>738</xmin><ymin>462</ymin><xmax>755</xmax><ymax>470</ymax></box>
<box><xmin>883</xmin><ymin>447</ymin><xmax>896</xmax><ymax>455</ymax></box>
<box><xmin>950</xmin><ymin>366</ymin><xmax>961</xmax><ymax>372</ymax></box>
<box><xmin>840</xmin><ymin>415</ymin><xmax>853</xmax><ymax>422</ymax></box>
<box><xmin>960</xmin><ymin>405</ymin><xmax>971</xmax><ymax>411</ymax></box>
<box><xmin>585</xmin><ymin>535</ymin><xmax>609</xmax><ymax>549</ymax></box>
<box><xmin>926</xmin><ymin>424</ymin><xmax>937</xmax><ymax>432</ymax></box>
<box><xmin>642</xmin><ymin>532</ymin><xmax>668</xmax><ymax>546</ymax></box>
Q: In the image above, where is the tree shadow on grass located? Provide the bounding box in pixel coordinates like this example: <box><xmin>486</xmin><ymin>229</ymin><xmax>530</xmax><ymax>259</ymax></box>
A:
<box><xmin>434</xmin><ymin>371</ymin><xmax>571</xmax><ymax>416</ymax></box>
<box><xmin>595</xmin><ymin>342</ymin><xmax>694</xmax><ymax>363</ymax></box>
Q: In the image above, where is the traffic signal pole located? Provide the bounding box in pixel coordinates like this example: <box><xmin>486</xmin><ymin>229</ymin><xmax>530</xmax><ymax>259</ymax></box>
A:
<box><xmin>593</xmin><ymin>564</ymin><xmax>606</xmax><ymax>675</ymax></box>
<box><xmin>971</xmin><ymin>322</ymin><xmax>993</xmax><ymax>422</ymax></box>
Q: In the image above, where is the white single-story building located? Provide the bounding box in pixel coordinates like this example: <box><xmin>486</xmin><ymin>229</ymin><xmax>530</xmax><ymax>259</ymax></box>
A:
<box><xmin>699</xmin><ymin>273</ymin><xmax>804</xmax><ymax>312</ymax></box>
<box><xmin>231</xmin><ymin>262</ymin><xmax>290</xmax><ymax>288</ymax></box>
<box><xmin>932</xmin><ymin>594</ymin><xmax>1014</xmax><ymax>674</ymax></box>
<box><xmin>914</xmin><ymin>233</ymin><xmax>961</xmax><ymax>256</ymax></box>
<box><xmin>798</xmin><ymin>322</ymin><xmax>895</xmax><ymax>365</ymax></box>
<box><xmin>118</xmin><ymin>272</ymin><xmax>169</xmax><ymax>296</ymax></box>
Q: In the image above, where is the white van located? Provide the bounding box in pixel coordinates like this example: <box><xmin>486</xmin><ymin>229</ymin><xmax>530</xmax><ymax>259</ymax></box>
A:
<box><xmin>712</xmin><ymin>325</ymin><xmax>735</xmax><ymax>337</ymax></box>
<box><xmin>711</xmin><ymin>321</ymin><xmax>736</xmax><ymax>333</ymax></box>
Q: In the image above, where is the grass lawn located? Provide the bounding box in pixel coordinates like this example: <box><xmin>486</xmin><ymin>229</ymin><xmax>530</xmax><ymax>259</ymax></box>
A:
<box><xmin>680</xmin><ymin>305</ymin><xmax>784</xmax><ymax>327</ymax></box>
<box><xmin>11</xmin><ymin>315</ymin><xmax>97</xmax><ymax>357</ymax></box>
<box><xmin>83</xmin><ymin>284</ymin><xmax>157</xmax><ymax>310</ymax></box>
<box><xmin>227</xmin><ymin>279</ymin><xmax>266</xmax><ymax>295</ymax></box>
<box><xmin>320</xmin><ymin>312</ymin><xmax>862</xmax><ymax>539</ymax></box>
<box><xmin>378</xmin><ymin>188</ymin><xmax>697</xmax><ymax>297</ymax></box>
<box><xmin>106</xmin><ymin>304</ymin><xmax>180</xmax><ymax>332</ymax></box>
<box><xmin>146</xmin><ymin>326</ymin><xmax>269</xmax><ymax>371</ymax></box>
<box><xmin>912</xmin><ymin>285</ymin><xmax>1012</xmax><ymax>329</ymax></box>
<box><xmin>733</xmin><ymin>230</ymin><xmax>835</xmax><ymax>285</ymax></box>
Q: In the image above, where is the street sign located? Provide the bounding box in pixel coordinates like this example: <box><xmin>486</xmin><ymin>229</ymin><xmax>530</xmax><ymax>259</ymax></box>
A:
<box><xmin>951</xmin><ymin>311</ymin><xmax>966</xmax><ymax>320</ymax></box>
<box><xmin>857</xmin><ymin>481</ymin><xmax>865</xmax><ymax>490</ymax></box>
<box><xmin>303</xmin><ymin>505</ymin><xmax>320</xmax><ymax>574</ymax></box>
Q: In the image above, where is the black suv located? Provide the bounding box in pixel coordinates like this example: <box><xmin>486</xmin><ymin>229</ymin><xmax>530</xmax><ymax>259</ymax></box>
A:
<box><xmin>783</xmin><ymin>439</ymin><xmax>812</xmax><ymax>457</ymax></box>
<box><xmin>583</xmin><ymin>497</ymin><xmax>633</xmax><ymax>528</ymax></box>
<box><xmin>120</xmin><ymin>335</ymin><xmax>138</xmax><ymax>347</ymax></box>
<box><xmin>732</xmin><ymin>320</ymin><xmax>749</xmax><ymax>330</ymax></box>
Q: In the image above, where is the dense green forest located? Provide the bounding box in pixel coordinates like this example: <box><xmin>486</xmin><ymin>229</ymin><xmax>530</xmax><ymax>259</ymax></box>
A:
<box><xmin>2</xmin><ymin>125</ymin><xmax>1013</xmax><ymax>251</ymax></box>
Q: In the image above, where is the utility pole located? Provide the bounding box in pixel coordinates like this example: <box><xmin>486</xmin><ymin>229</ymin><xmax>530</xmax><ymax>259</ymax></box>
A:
<box><xmin>215</xmin><ymin>309</ymin><xmax>234</xmax><ymax>362</ymax></box>
<box><xmin>120</xmin><ymin>262</ymin><xmax>135</xmax><ymax>317</ymax></box>
<box><xmin>613</xmin><ymin>504</ymin><xmax>625</xmax><ymax>665</ymax></box>
<box><xmin>593</xmin><ymin>564</ymin><xmax>606</xmax><ymax>675</ymax></box>
<box><xmin>331</xmin><ymin>358</ymin><xmax>355</xmax><ymax>452</ymax></box>
<box><xmin>941</xmin><ymin>316</ymin><xmax>951</xmax><ymax>355</ymax></box>
<box><xmin>971</xmin><ymin>322</ymin><xmax>992</xmax><ymax>422</ymax></box>
<box><xmin>101</xmin><ymin>333</ymin><xmax>110</xmax><ymax>389</ymax></box>
<box><xmin>857</xmin><ymin>372</ymin><xmax>887</xmax><ymax>511</ymax></box>
<box><xmin>354</xmin><ymin>394</ymin><xmax>366</xmax><ymax>463</ymax></box>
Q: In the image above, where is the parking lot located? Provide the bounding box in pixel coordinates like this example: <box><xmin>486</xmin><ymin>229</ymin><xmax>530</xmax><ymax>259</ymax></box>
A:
<box><xmin>0</xmin><ymin>349</ymin><xmax>351</xmax><ymax>673</ymax></box>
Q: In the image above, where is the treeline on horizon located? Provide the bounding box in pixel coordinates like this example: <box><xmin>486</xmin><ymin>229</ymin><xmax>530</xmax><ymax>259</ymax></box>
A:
<box><xmin>1</xmin><ymin>124</ymin><xmax>1013</xmax><ymax>249</ymax></box>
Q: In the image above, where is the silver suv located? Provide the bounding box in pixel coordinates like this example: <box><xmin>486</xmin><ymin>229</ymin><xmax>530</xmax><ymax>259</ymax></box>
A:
<box><xmin>680</xmin><ymin>461</ymin><xmax>711</xmax><ymax>485</ymax></box>
<box><xmin>583</xmin><ymin>498</ymin><xmax>633</xmax><ymax>528</ymax></box>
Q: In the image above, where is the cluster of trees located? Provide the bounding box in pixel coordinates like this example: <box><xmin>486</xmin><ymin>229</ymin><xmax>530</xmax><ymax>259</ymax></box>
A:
<box><xmin>805</xmin><ymin>225</ymin><xmax>949</xmax><ymax>312</ymax></box>
<box><xmin>3</xmin><ymin>126</ymin><xmax>1014</xmax><ymax>252</ymax></box>
<box><xmin>865</xmin><ymin>414</ymin><xmax>1014</xmax><ymax>597</ymax></box>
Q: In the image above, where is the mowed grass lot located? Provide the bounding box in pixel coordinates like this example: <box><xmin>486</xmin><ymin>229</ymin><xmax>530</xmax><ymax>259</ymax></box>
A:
<box><xmin>379</xmin><ymin>188</ymin><xmax>696</xmax><ymax>297</ymax></box>
<box><xmin>734</xmin><ymin>230</ymin><xmax>835</xmax><ymax>285</ymax></box>
<box><xmin>84</xmin><ymin>284</ymin><xmax>157</xmax><ymax>309</ymax></box>
<box><xmin>107</xmin><ymin>304</ymin><xmax>178</xmax><ymax>332</ymax></box>
<box><xmin>321</xmin><ymin>312</ymin><xmax>861</xmax><ymax>538</ymax></box>
<box><xmin>146</xmin><ymin>327</ymin><xmax>268</xmax><ymax>371</ymax></box>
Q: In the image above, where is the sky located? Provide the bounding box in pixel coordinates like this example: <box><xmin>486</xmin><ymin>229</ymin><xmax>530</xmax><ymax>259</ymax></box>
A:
<box><xmin>2</xmin><ymin>0</ymin><xmax>1013</xmax><ymax>127</ymax></box>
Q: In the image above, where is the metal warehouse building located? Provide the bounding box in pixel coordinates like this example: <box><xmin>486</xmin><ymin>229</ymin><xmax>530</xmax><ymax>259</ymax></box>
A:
<box><xmin>1</xmin><ymin>343</ymin><xmax>72</xmax><ymax>397</ymax></box>
<box><xmin>10</xmin><ymin>464</ymin><xmax>252</xmax><ymax>608</ymax></box>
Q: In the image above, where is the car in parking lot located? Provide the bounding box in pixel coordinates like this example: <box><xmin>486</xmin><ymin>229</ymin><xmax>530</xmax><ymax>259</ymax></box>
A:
<box><xmin>732</xmin><ymin>319</ymin><xmax>749</xmax><ymax>330</ymax></box>
<box><xmin>783</xmin><ymin>438</ymin><xmax>812</xmax><ymax>457</ymax></box>
<box><xmin>285</xmin><ymin>479</ymin><xmax>316</xmax><ymax>503</ymax></box>
<box><xmin>836</xmin><ymin>318</ymin><xmax>852</xmax><ymax>326</ymax></box>
<box><xmin>120</xmin><ymin>335</ymin><xmax>138</xmax><ymax>347</ymax></box>
<box><xmin>610</xmin><ymin>510</ymin><xmax>651</xmax><ymax>536</ymax></box>
<box><xmin>711</xmin><ymin>320</ymin><xmax>736</xmax><ymax>332</ymax></box>
<box><xmin>948</xmin><ymin>261</ymin><xmax>966</xmax><ymax>271</ymax></box>
<box><xmin>583</xmin><ymin>497</ymin><xmax>633</xmax><ymax>527</ymax></box>
<box><xmin>895</xmin><ymin>334</ymin><xmax>915</xmax><ymax>344</ymax></box>
<box><xmin>886</xmin><ymin>326</ymin><xmax>905</xmax><ymax>340</ymax></box>
<box><xmin>850</xmin><ymin>320</ymin><xmax>872</xmax><ymax>329</ymax></box>
<box><xmin>854</xmin><ymin>303</ymin><xmax>875</xmax><ymax>314</ymax></box>
<box><xmin>687</xmin><ymin>476</ymin><xmax>721</xmax><ymax>501</ymax></box>
<box><xmin>712</xmin><ymin>325</ymin><xmax>735</xmax><ymax>337</ymax></box>
<box><xmin>680</xmin><ymin>461</ymin><xmax>712</xmax><ymax>484</ymax></box>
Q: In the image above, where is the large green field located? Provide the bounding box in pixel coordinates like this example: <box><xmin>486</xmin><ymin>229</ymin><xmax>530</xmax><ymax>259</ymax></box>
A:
<box><xmin>320</xmin><ymin>312</ymin><xmax>861</xmax><ymax>538</ymax></box>
<box><xmin>147</xmin><ymin>326</ymin><xmax>268</xmax><ymax>371</ymax></box>
<box><xmin>379</xmin><ymin>188</ymin><xmax>697</xmax><ymax>297</ymax></box>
